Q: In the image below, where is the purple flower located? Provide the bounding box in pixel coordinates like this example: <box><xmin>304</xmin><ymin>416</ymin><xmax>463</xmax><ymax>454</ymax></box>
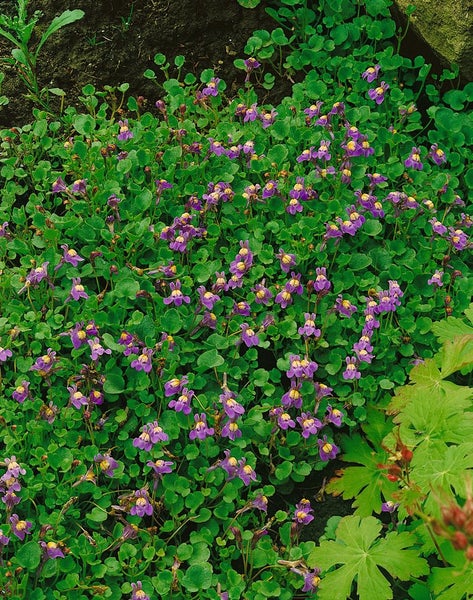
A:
<box><xmin>315</xmin><ymin>381</ymin><xmax>333</xmax><ymax>400</ymax></box>
<box><xmin>362</xmin><ymin>64</ymin><xmax>381</xmax><ymax>82</ymax></box>
<box><xmin>276</xmin><ymin>248</ymin><xmax>296</xmax><ymax>273</ymax></box>
<box><xmin>286</xmin><ymin>354</ymin><xmax>318</xmax><ymax>379</ymax></box>
<box><xmin>89</xmin><ymin>390</ymin><xmax>104</xmax><ymax>405</ymax></box>
<box><xmin>244</xmin><ymin>102</ymin><xmax>259</xmax><ymax>122</ymax></box>
<box><xmin>252</xmin><ymin>494</ymin><xmax>268</xmax><ymax>512</ymax></box>
<box><xmin>130</xmin><ymin>582</ymin><xmax>150</xmax><ymax>600</ymax></box>
<box><xmin>220</xmin><ymin>390</ymin><xmax>245</xmax><ymax>419</ymax></box>
<box><xmin>68</xmin><ymin>385</ymin><xmax>88</xmax><ymax>410</ymax></box>
<box><xmin>208</xmin><ymin>138</ymin><xmax>226</xmax><ymax>156</ymax></box>
<box><xmin>448</xmin><ymin>227</ymin><xmax>469</xmax><ymax>251</ymax></box>
<box><xmin>294</xmin><ymin>498</ymin><xmax>314</xmax><ymax>524</ymax></box>
<box><xmin>335</xmin><ymin>295</ymin><xmax>357</xmax><ymax>317</ymax></box>
<box><xmin>133</xmin><ymin>426</ymin><xmax>153</xmax><ymax>452</ymax></box>
<box><xmin>56</xmin><ymin>244</ymin><xmax>84</xmax><ymax>269</ymax></box>
<box><xmin>133</xmin><ymin>421</ymin><xmax>168</xmax><ymax>451</ymax></box>
<box><xmin>202</xmin><ymin>77</ymin><xmax>220</xmax><ymax>96</ymax></box>
<box><xmin>262</xmin><ymin>180</ymin><xmax>279</xmax><ymax>199</ymax></box>
<box><xmin>313</xmin><ymin>267</ymin><xmax>331</xmax><ymax>293</ymax></box>
<box><xmin>242</xmin><ymin>139</ymin><xmax>255</xmax><ymax>155</ymax></box>
<box><xmin>88</xmin><ymin>337</ymin><xmax>112</xmax><ymax>361</ymax></box>
<box><xmin>39</xmin><ymin>401</ymin><xmax>59</xmax><ymax>423</ymax></box>
<box><xmin>146</xmin><ymin>459</ymin><xmax>174</xmax><ymax>477</ymax></box>
<box><xmin>3</xmin><ymin>456</ymin><xmax>26</xmax><ymax>479</ymax></box>
<box><xmin>189</xmin><ymin>413</ymin><xmax>214</xmax><ymax>440</ymax></box>
<box><xmin>71</xmin><ymin>179</ymin><xmax>87</xmax><ymax>194</ymax></box>
<box><xmin>233</xmin><ymin>301</ymin><xmax>251</xmax><ymax>316</ymax></box>
<box><xmin>201</xmin><ymin>311</ymin><xmax>217</xmax><ymax>329</ymax></box>
<box><xmin>317</xmin><ymin>139</ymin><xmax>331</xmax><ymax>161</ymax></box>
<box><xmin>260</xmin><ymin>108</ymin><xmax>277</xmax><ymax>128</ymax></box>
<box><xmin>221</xmin><ymin>419</ymin><xmax>242</xmax><ymax>441</ymax></box>
<box><xmin>51</xmin><ymin>177</ymin><xmax>68</xmax><ymax>193</ymax></box>
<box><xmin>427</xmin><ymin>270</ymin><xmax>444</xmax><ymax>287</ymax></box>
<box><xmin>298</xmin><ymin>313</ymin><xmax>320</xmax><ymax>338</ymax></box>
<box><xmin>324</xmin><ymin>222</ymin><xmax>342</xmax><ymax>239</ymax></box>
<box><xmin>252</xmin><ymin>281</ymin><xmax>273</xmax><ymax>305</ymax></box>
<box><xmin>326</xmin><ymin>405</ymin><xmax>343</xmax><ymax>427</ymax></box>
<box><xmin>367</xmin><ymin>172</ymin><xmax>388</xmax><ymax>186</ymax></box>
<box><xmin>117</xmin><ymin>119</ymin><xmax>134</xmax><ymax>141</ymax></box>
<box><xmin>285</xmin><ymin>272</ymin><xmax>303</xmax><ymax>295</ymax></box>
<box><xmin>286</xmin><ymin>198</ymin><xmax>303</xmax><ymax>215</ymax></box>
<box><xmin>404</xmin><ymin>147</ymin><xmax>423</xmax><ymax>170</ymax></box>
<box><xmin>163</xmin><ymin>281</ymin><xmax>190</xmax><ymax>306</ymax></box>
<box><xmin>0</xmin><ymin>529</ymin><xmax>10</xmax><ymax>547</ymax></box>
<box><xmin>275</xmin><ymin>289</ymin><xmax>293</xmax><ymax>309</ymax></box>
<box><xmin>428</xmin><ymin>144</ymin><xmax>447</xmax><ymax>166</ymax></box>
<box><xmin>40</xmin><ymin>541</ymin><xmax>64</xmax><ymax>559</ymax></box>
<box><xmin>281</xmin><ymin>381</ymin><xmax>303</xmax><ymax>409</ymax></box>
<box><xmin>240</xmin><ymin>323</ymin><xmax>259</xmax><ymax>347</ymax></box>
<box><xmin>30</xmin><ymin>348</ymin><xmax>57</xmax><ymax>376</ymax></box>
<box><xmin>68</xmin><ymin>322</ymin><xmax>88</xmax><ymax>349</ymax></box>
<box><xmin>318</xmin><ymin>436</ymin><xmax>340</xmax><ymax>461</ymax></box>
<box><xmin>429</xmin><ymin>217</ymin><xmax>447</xmax><ymax>236</ymax></box>
<box><xmin>343</xmin><ymin>356</ymin><xmax>361</xmax><ymax>380</ymax></box>
<box><xmin>381</xmin><ymin>500</ymin><xmax>400</xmax><ymax>513</ymax></box>
<box><xmin>10</xmin><ymin>514</ymin><xmax>32</xmax><ymax>540</ymax></box>
<box><xmin>244</xmin><ymin>57</ymin><xmax>261</xmax><ymax>72</ymax></box>
<box><xmin>368</xmin><ymin>81</ymin><xmax>389</xmax><ymax>104</ymax></box>
<box><xmin>236</xmin><ymin>459</ymin><xmax>257</xmax><ymax>485</ymax></box>
<box><xmin>0</xmin><ymin>347</ymin><xmax>12</xmax><ymax>363</ymax></box>
<box><xmin>297</xmin><ymin>412</ymin><xmax>322</xmax><ymax>438</ymax></box>
<box><xmin>94</xmin><ymin>453</ymin><xmax>119</xmax><ymax>477</ymax></box>
<box><xmin>301</xmin><ymin>570</ymin><xmax>322</xmax><ymax>593</ymax></box>
<box><xmin>164</xmin><ymin>376</ymin><xmax>188</xmax><ymax>397</ymax></box>
<box><xmin>297</xmin><ymin>147</ymin><xmax>316</xmax><ymax>163</ymax></box>
<box><xmin>130</xmin><ymin>348</ymin><xmax>154</xmax><ymax>373</ymax></box>
<box><xmin>168</xmin><ymin>387</ymin><xmax>194</xmax><ymax>415</ymax></box>
<box><xmin>130</xmin><ymin>489</ymin><xmax>153</xmax><ymax>517</ymax></box>
<box><xmin>304</xmin><ymin>102</ymin><xmax>324</xmax><ymax>119</ymax></box>
<box><xmin>18</xmin><ymin>261</ymin><xmax>50</xmax><ymax>293</ymax></box>
<box><xmin>197</xmin><ymin>286</ymin><xmax>219</xmax><ymax>310</ymax></box>
<box><xmin>148</xmin><ymin>421</ymin><xmax>168</xmax><ymax>444</ymax></box>
<box><xmin>67</xmin><ymin>278</ymin><xmax>88</xmax><ymax>302</ymax></box>
<box><xmin>12</xmin><ymin>381</ymin><xmax>30</xmax><ymax>403</ymax></box>
<box><xmin>277</xmin><ymin>411</ymin><xmax>296</xmax><ymax>430</ymax></box>
<box><xmin>2</xmin><ymin>489</ymin><xmax>21</xmax><ymax>510</ymax></box>
<box><xmin>219</xmin><ymin>450</ymin><xmax>239</xmax><ymax>480</ymax></box>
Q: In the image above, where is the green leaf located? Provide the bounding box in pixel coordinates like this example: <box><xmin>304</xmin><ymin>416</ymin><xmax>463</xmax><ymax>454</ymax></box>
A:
<box><xmin>308</xmin><ymin>516</ymin><xmax>428</xmax><ymax>600</ymax></box>
<box><xmin>180</xmin><ymin>563</ymin><xmax>213</xmax><ymax>592</ymax></box>
<box><xmin>326</xmin><ymin>434</ymin><xmax>397</xmax><ymax>516</ymax></box>
<box><xmin>349</xmin><ymin>253</ymin><xmax>372</xmax><ymax>271</ymax></box>
<box><xmin>16</xmin><ymin>541</ymin><xmax>42</xmax><ymax>570</ymax></box>
<box><xmin>438</xmin><ymin>335</ymin><xmax>473</xmax><ymax>378</ymax></box>
<box><xmin>36</xmin><ymin>10</ymin><xmax>85</xmax><ymax>56</ymax></box>
<box><xmin>430</xmin><ymin>550</ymin><xmax>473</xmax><ymax>599</ymax></box>
<box><xmin>103</xmin><ymin>370</ymin><xmax>125</xmax><ymax>394</ymax></box>
<box><xmin>197</xmin><ymin>349</ymin><xmax>224</xmax><ymax>370</ymax></box>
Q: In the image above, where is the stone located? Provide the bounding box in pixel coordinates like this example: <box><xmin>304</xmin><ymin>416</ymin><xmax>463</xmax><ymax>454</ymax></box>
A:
<box><xmin>392</xmin><ymin>0</ymin><xmax>473</xmax><ymax>81</ymax></box>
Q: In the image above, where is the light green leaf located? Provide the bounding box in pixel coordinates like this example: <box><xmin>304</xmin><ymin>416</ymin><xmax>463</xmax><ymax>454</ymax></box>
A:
<box><xmin>308</xmin><ymin>516</ymin><xmax>428</xmax><ymax>600</ymax></box>
<box><xmin>326</xmin><ymin>434</ymin><xmax>397</xmax><ymax>516</ymax></box>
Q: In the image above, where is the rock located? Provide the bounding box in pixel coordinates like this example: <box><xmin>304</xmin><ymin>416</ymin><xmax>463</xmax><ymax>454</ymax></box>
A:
<box><xmin>392</xmin><ymin>0</ymin><xmax>473</xmax><ymax>81</ymax></box>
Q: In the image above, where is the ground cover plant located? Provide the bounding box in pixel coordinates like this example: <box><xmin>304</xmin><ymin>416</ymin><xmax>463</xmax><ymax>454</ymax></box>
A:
<box><xmin>0</xmin><ymin>0</ymin><xmax>472</xmax><ymax>598</ymax></box>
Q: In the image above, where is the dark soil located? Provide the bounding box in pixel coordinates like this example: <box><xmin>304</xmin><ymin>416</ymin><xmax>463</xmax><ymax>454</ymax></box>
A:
<box><xmin>0</xmin><ymin>0</ymin><xmax>461</xmax><ymax>129</ymax></box>
<box><xmin>0</xmin><ymin>0</ymin><xmax>280</xmax><ymax>127</ymax></box>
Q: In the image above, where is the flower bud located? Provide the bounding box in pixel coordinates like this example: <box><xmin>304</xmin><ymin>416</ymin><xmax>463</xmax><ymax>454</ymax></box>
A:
<box><xmin>451</xmin><ymin>531</ymin><xmax>468</xmax><ymax>550</ymax></box>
